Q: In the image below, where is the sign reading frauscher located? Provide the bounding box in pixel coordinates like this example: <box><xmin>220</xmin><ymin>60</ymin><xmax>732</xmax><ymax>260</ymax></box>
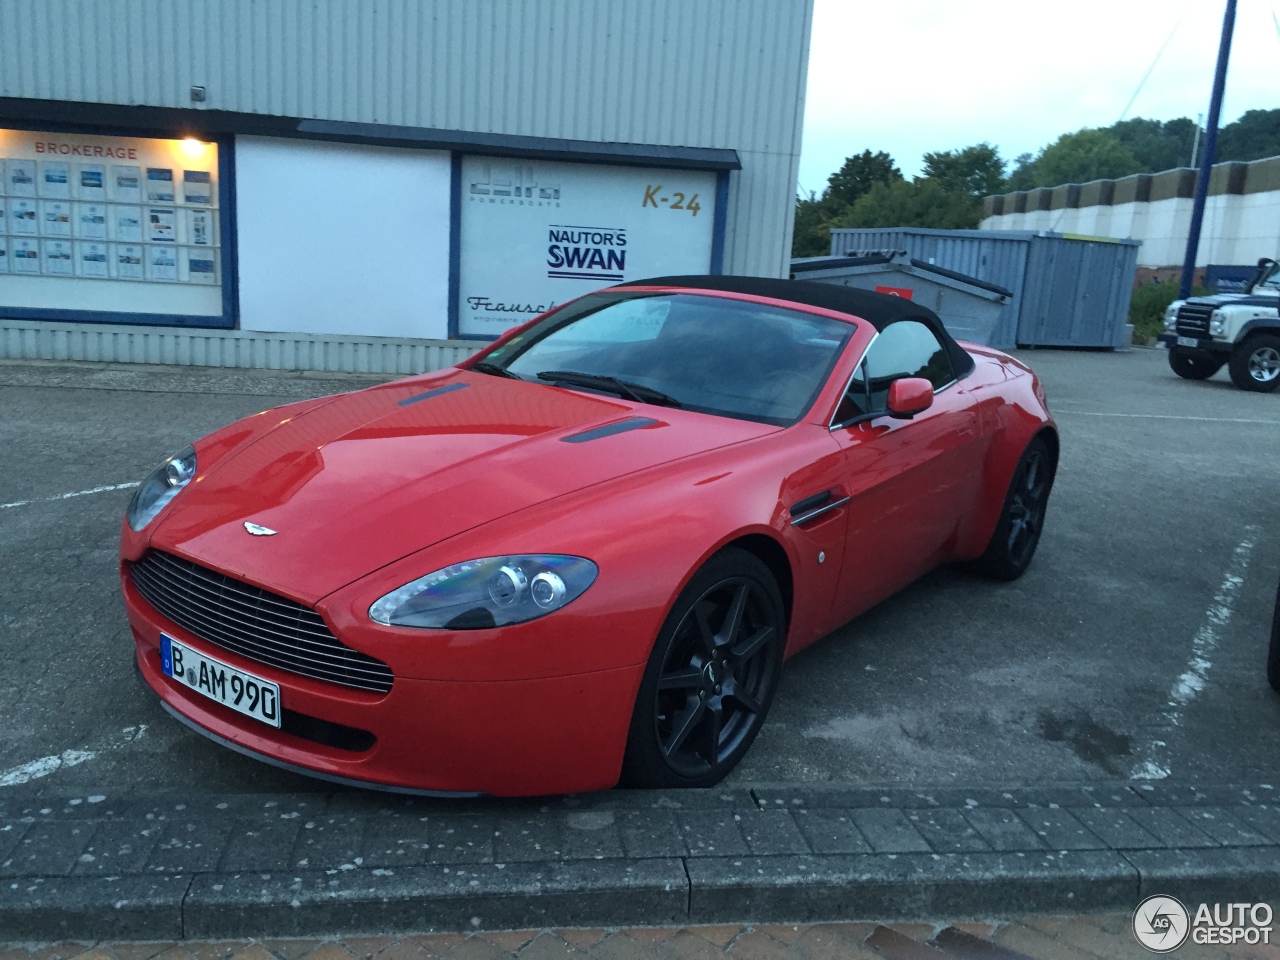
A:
<box><xmin>458</xmin><ymin>157</ymin><xmax>717</xmax><ymax>337</ymax></box>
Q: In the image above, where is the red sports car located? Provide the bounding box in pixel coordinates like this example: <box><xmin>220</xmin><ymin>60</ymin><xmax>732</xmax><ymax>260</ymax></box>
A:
<box><xmin>120</xmin><ymin>276</ymin><xmax>1057</xmax><ymax>796</ymax></box>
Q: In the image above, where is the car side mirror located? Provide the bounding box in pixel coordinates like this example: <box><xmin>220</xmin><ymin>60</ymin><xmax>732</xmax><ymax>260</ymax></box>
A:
<box><xmin>886</xmin><ymin>378</ymin><xmax>933</xmax><ymax>419</ymax></box>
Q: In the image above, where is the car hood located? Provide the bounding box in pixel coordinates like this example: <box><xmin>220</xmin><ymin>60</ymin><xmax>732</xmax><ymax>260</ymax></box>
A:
<box><xmin>151</xmin><ymin>370</ymin><xmax>773</xmax><ymax>602</ymax></box>
<box><xmin>1184</xmin><ymin>293</ymin><xmax>1279</xmax><ymax>308</ymax></box>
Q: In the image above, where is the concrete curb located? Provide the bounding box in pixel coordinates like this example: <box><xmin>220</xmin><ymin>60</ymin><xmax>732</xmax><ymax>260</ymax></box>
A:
<box><xmin>3</xmin><ymin>782</ymin><xmax>1279</xmax><ymax>940</ymax></box>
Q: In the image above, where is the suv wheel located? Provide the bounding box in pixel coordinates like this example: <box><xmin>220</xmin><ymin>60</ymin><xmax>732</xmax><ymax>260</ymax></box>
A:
<box><xmin>1168</xmin><ymin>347</ymin><xmax>1223</xmax><ymax>380</ymax></box>
<box><xmin>1228</xmin><ymin>333</ymin><xmax>1280</xmax><ymax>392</ymax></box>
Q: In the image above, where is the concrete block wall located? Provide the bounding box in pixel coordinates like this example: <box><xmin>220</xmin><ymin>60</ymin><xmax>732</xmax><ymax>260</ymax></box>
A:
<box><xmin>981</xmin><ymin>156</ymin><xmax>1280</xmax><ymax>268</ymax></box>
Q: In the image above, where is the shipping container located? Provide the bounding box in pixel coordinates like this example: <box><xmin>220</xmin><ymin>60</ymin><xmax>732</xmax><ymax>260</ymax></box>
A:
<box><xmin>827</xmin><ymin>227</ymin><xmax>1140</xmax><ymax>349</ymax></box>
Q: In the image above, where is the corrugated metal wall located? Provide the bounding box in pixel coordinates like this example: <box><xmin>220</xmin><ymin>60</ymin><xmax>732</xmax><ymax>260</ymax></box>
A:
<box><xmin>0</xmin><ymin>319</ymin><xmax>481</xmax><ymax>374</ymax></box>
<box><xmin>827</xmin><ymin>227</ymin><xmax>1139</xmax><ymax>348</ymax></box>
<box><xmin>1018</xmin><ymin>236</ymin><xmax>1139</xmax><ymax>348</ymax></box>
<box><xmin>0</xmin><ymin>0</ymin><xmax>813</xmax><ymax>278</ymax></box>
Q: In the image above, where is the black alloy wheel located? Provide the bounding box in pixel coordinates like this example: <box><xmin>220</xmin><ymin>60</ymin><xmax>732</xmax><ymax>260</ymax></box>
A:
<box><xmin>975</xmin><ymin>436</ymin><xmax>1056</xmax><ymax>581</ymax></box>
<box><xmin>1229</xmin><ymin>334</ymin><xmax>1280</xmax><ymax>393</ymax></box>
<box><xmin>1168</xmin><ymin>347</ymin><xmax>1223</xmax><ymax>381</ymax></box>
<box><xmin>621</xmin><ymin>548</ymin><xmax>785</xmax><ymax>788</ymax></box>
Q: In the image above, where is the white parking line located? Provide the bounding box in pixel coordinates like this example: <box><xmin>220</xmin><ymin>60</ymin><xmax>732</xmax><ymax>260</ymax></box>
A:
<box><xmin>0</xmin><ymin>481</ymin><xmax>139</xmax><ymax>510</ymax></box>
<box><xmin>0</xmin><ymin>725</ymin><xmax>147</xmax><ymax>787</ymax></box>
<box><xmin>1130</xmin><ymin>526</ymin><xmax>1260</xmax><ymax>780</ymax></box>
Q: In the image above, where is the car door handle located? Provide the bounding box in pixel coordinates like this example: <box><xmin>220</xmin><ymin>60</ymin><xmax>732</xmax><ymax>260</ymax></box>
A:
<box><xmin>789</xmin><ymin>490</ymin><xmax>850</xmax><ymax>526</ymax></box>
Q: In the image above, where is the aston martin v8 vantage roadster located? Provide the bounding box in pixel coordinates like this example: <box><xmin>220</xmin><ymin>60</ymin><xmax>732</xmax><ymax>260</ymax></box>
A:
<box><xmin>121</xmin><ymin>276</ymin><xmax>1057</xmax><ymax>795</ymax></box>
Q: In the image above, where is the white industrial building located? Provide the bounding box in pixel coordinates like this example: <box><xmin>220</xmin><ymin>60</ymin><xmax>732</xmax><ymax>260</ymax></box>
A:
<box><xmin>0</xmin><ymin>0</ymin><xmax>813</xmax><ymax>373</ymax></box>
<box><xmin>980</xmin><ymin>156</ymin><xmax>1280</xmax><ymax>272</ymax></box>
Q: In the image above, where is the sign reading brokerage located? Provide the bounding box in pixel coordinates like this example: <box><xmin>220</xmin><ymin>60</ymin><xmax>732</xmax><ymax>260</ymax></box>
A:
<box><xmin>0</xmin><ymin>126</ymin><xmax>224</xmax><ymax>322</ymax></box>
<box><xmin>458</xmin><ymin>157</ymin><xmax>717</xmax><ymax>337</ymax></box>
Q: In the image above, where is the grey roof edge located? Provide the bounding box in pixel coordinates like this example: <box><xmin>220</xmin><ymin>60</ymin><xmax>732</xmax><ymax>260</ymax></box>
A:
<box><xmin>789</xmin><ymin>255</ymin><xmax>1013</xmax><ymax>299</ymax></box>
<box><xmin>828</xmin><ymin>226</ymin><xmax>1141</xmax><ymax>246</ymax></box>
<box><xmin>790</xmin><ymin>254</ymin><xmax>894</xmax><ymax>272</ymax></box>
<box><xmin>908</xmin><ymin>259</ymin><xmax>1013</xmax><ymax>298</ymax></box>
<box><xmin>296</xmin><ymin>119</ymin><xmax>742</xmax><ymax>170</ymax></box>
<box><xmin>0</xmin><ymin>96</ymin><xmax>742</xmax><ymax>171</ymax></box>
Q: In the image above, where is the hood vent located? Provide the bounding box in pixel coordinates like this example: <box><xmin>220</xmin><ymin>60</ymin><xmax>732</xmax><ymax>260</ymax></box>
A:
<box><xmin>397</xmin><ymin>382</ymin><xmax>468</xmax><ymax>407</ymax></box>
<box><xmin>562</xmin><ymin>417</ymin><xmax>660</xmax><ymax>443</ymax></box>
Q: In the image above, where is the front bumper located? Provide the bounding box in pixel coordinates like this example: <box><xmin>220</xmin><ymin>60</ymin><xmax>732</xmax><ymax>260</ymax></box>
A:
<box><xmin>123</xmin><ymin>568</ymin><xmax>643</xmax><ymax>796</ymax></box>
<box><xmin>1159</xmin><ymin>333</ymin><xmax>1233</xmax><ymax>355</ymax></box>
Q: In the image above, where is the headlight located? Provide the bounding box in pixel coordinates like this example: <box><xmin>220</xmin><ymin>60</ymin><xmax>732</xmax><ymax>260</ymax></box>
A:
<box><xmin>1210</xmin><ymin>312</ymin><xmax>1225</xmax><ymax>335</ymax></box>
<box><xmin>1164</xmin><ymin>303</ymin><xmax>1180</xmax><ymax>330</ymax></box>
<box><xmin>126</xmin><ymin>445</ymin><xmax>197</xmax><ymax>531</ymax></box>
<box><xmin>369</xmin><ymin>555</ymin><xmax>598</xmax><ymax>629</ymax></box>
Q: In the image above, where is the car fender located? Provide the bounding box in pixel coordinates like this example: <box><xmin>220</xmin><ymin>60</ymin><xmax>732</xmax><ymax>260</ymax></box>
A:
<box><xmin>961</xmin><ymin>372</ymin><xmax>1057</xmax><ymax>560</ymax></box>
<box><xmin>1237</xmin><ymin>317</ymin><xmax>1280</xmax><ymax>341</ymax></box>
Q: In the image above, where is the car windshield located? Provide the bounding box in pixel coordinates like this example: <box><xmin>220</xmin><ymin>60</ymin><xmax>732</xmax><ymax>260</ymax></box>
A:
<box><xmin>1255</xmin><ymin>262</ymin><xmax>1280</xmax><ymax>293</ymax></box>
<box><xmin>484</xmin><ymin>292</ymin><xmax>855</xmax><ymax>425</ymax></box>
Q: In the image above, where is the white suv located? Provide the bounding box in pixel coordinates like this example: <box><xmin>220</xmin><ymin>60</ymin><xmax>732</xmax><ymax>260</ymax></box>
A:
<box><xmin>1160</xmin><ymin>257</ymin><xmax>1280</xmax><ymax>392</ymax></box>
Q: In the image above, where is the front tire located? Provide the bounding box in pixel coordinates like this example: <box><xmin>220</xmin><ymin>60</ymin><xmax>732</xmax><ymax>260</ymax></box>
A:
<box><xmin>621</xmin><ymin>548</ymin><xmax>785</xmax><ymax>788</ymax></box>
<box><xmin>1168</xmin><ymin>347</ymin><xmax>1223</xmax><ymax>380</ymax></box>
<box><xmin>974</xmin><ymin>436</ymin><xmax>1056</xmax><ymax>581</ymax></box>
<box><xmin>1228</xmin><ymin>334</ymin><xmax>1280</xmax><ymax>392</ymax></box>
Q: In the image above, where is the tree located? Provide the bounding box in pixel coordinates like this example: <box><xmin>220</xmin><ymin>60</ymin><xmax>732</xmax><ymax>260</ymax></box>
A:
<box><xmin>837</xmin><ymin>178</ymin><xmax>983</xmax><ymax>230</ymax></box>
<box><xmin>792</xmin><ymin>192</ymin><xmax>839</xmax><ymax>257</ymax></box>
<box><xmin>1216</xmin><ymin>108</ymin><xmax>1280</xmax><ymax>163</ymax></box>
<box><xmin>825</xmin><ymin>150</ymin><xmax>903</xmax><ymax>208</ymax></box>
<box><xmin>791</xmin><ymin>150</ymin><xmax>904</xmax><ymax>257</ymax></box>
<box><xmin>1007</xmin><ymin>153</ymin><xmax>1037</xmax><ymax>191</ymax></box>
<box><xmin>921</xmin><ymin>142</ymin><xmax>1006</xmax><ymax>198</ymax></box>
<box><xmin>1107</xmin><ymin>117</ymin><xmax>1198</xmax><ymax>172</ymax></box>
<box><xmin>1032</xmin><ymin>129</ymin><xmax>1142</xmax><ymax>187</ymax></box>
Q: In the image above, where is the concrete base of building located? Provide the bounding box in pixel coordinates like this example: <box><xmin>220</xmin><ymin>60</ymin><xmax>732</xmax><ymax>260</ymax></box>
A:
<box><xmin>0</xmin><ymin>318</ymin><xmax>482</xmax><ymax>376</ymax></box>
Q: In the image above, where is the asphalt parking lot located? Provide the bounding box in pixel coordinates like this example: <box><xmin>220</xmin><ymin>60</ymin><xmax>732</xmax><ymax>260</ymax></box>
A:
<box><xmin>1</xmin><ymin>348</ymin><xmax>1277</xmax><ymax>796</ymax></box>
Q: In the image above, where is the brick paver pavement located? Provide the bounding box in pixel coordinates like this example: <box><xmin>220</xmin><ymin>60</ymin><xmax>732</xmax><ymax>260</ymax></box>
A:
<box><xmin>5</xmin><ymin>916</ymin><xmax>1280</xmax><ymax>960</ymax></box>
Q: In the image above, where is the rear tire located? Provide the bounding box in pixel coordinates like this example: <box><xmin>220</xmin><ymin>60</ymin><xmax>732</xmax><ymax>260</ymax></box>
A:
<box><xmin>974</xmin><ymin>436</ymin><xmax>1056</xmax><ymax>581</ymax></box>
<box><xmin>1168</xmin><ymin>348</ymin><xmax>1223</xmax><ymax>381</ymax></box>
<box><xmin>1228</xmin><ymin>334</ymin><xmax>1280</xmax><ymax>392</ymax></box>
<box><xmin>621</xmin><ymin>548</ymin><xmax>785</xmax><ymax>789</ymax></box>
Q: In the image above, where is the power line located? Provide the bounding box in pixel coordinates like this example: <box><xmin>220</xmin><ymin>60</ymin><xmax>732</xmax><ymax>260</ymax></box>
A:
<box><xmin>1117</xmin><ymin>4</ymin><xmax>1192</xmax><ymax>123</ymax></box>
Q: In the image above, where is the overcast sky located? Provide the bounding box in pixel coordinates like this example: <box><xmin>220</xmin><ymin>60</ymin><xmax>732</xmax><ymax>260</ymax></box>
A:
<box><xmin>798</xmin><ymin>0</ymin><xmax>1280</xmax><ymax>195</ymax></box>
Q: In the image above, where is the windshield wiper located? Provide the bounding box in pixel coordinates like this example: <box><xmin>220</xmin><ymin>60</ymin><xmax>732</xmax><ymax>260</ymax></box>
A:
<box><xmin>536</xmin><ymin>370</ymin><xmax>682</xmax><ymax>408</ymax></box>
<box><xmin>470</xmin><ymin>361</ymin><xmax>521</xmax><ymax>380</ymax></box>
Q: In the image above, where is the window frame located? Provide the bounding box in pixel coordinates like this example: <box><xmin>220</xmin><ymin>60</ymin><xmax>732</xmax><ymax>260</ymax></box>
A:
<box><xmin>827</xmin><ymin>321</ymin><xmax>961</xmax><ymax>431</ymax></box>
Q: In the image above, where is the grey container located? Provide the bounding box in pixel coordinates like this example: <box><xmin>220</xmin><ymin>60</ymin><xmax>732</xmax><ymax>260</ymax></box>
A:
<box><xmin>790</xmin><ymin>253</ymin><xmax>1011</xmax><ymax>346</ymax></box>
<box><xmin>826</xmin><ymin>227</ymin><xmax>1140</xmax><ymax>349</ymax></box>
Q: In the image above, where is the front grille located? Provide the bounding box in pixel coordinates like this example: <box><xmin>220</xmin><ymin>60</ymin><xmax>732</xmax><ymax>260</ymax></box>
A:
<box><xmin>130</xmin><ymin>551</ymin><xmax>394</xmax><ymax>694</ymax></box>
<box><xmin>1175</xmin><ymin>303</ymin><xmax>1213</xmax><ymax>338</ymax></box>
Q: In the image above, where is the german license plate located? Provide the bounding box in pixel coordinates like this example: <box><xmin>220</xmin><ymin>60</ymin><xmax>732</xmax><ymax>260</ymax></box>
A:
<box><xmin>1176</xmin><ymin>336</ymin><xmax>1199</xmax><ymax>347</ymax></box>
<box><xmin>160</xmin><ymin>634</ymin><xmax>281</xmax><ymax>728</ymax></box>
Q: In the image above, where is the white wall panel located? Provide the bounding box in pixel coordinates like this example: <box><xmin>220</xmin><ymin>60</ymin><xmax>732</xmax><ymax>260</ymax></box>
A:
<box><xmin>0</xmin><ymin>0</ymin><xmax>813</xmax><ymax>279</ymax></box>
<box><xmin>234</xmin><ymin>136</ymin><xmax>451</xmax><ymax>339</ymax></box>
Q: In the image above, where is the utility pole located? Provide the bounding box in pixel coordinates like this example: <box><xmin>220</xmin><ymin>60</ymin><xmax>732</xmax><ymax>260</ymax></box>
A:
<box><xmin>1180</xmin><ymin>0</ymin><xmax>1237</xmax><ymax>299</ymax></box>
<box><xmin>1190</xmin><ymin>113</ymin><xmax>1204</xmax><ymax>169</ymax></box>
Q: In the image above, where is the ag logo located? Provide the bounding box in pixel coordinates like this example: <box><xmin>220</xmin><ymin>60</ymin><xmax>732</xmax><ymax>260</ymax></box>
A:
<box><xmin>1133</xmin><ymin>895</ymin><xmax>1190</xmax><ymax>952</ymax></box>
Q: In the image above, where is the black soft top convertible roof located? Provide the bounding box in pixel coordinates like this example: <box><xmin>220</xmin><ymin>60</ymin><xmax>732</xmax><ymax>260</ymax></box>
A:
<box><xmin>615</xmin><ymin>274</ymin><xmax>975</xmax><ymax>379</ymax></box>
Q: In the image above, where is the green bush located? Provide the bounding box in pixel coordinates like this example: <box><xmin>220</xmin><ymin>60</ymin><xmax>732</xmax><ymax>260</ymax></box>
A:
<box><xmin>1129</xmin><ymin>282</ymin><xmax>1209</xmax><ymax>344</ymax></box>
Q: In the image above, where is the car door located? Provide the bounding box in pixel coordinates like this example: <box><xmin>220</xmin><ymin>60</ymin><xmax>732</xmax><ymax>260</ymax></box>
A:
<box><xmin>827</xmin><ymin>319</ymin><xmax>986</xmax><ymax>625</ymax></box>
